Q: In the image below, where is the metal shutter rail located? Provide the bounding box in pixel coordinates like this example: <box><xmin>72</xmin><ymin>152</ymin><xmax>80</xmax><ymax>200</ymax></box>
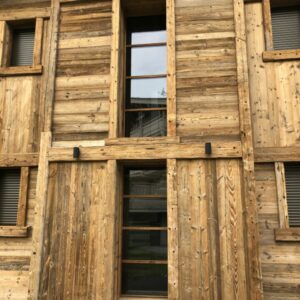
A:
<box><xmin>285</xmin><ymin>164</ymin><xmax>300</xmax><ymax>227</ymax></box>
<box><xmin>11</xmin><ymin>28</ymin><xmax>35</xmax><ymax>66</ymax></box>
<box><xmin>271</xmin><ymin>7</ymin><xmax>300</xmax><ymax>50</ymax></box>
<box><xmin>0</xmin><ymin>169</ymin><xmax>20</xmax><ymax>226</ymax></box>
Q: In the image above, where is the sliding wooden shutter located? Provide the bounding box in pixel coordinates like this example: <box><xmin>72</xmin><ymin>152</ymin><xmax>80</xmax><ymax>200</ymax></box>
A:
<box><xmin>285</xmin><ymin>164</ymin><xmax>300</xmax><ymax>227</ymax></box>
<box><xmin>0</xmin><ymin>169</ymin><xmax>21</xmax><ymax>226</ymax></box>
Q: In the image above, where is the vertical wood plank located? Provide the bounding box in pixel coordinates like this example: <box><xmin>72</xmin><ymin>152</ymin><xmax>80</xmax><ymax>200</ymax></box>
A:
<box><xmin>33</xmin><ymin>18</ymin><xmax>44</xmax><ymax>66</ymax></box>
<box><xmin>109</xmin><ymin>0</ymin><xmax>121</xmax><ymax>138</ymax></box>
<box><xmin>167</xmin><ymin>159</ymin><xmax>179</xmax><ymax>300</ymax></box>
<box><xmin>166</xmin><ymin>0</ymin><xmax>177</xmax><ymax>137</ymax></box>
<box><xmin>275</xmin><ymin>162</ymin><xmax>289</xmax><ymax>228</ymax></box>
<box><xmin>233</xmin><ymin>0</ymin><xmax>263</xmax><ymax>298</ymax></box>
<box><xmin>262</xmin><ymin>0</ymin><xmax>273</xmax><ymax>51</ymax></box>
<box><xmin>44</xmin><ymin>0</ymin><xmax>60</xmax><ymax>132</ymax></box>
<box><xmin>17</xmin><ymin>167</ymin><xmax>30</xmax><ymax>226</ymax></box>
<box><xmin>0</xmin><ymin>21</ymin><xmax>5</xmax><ymax>67</ymax></box>
<box><xmin>27</xmin><ymin>132</ymin><xmax>51</xmax><ymax>300</ymax></box>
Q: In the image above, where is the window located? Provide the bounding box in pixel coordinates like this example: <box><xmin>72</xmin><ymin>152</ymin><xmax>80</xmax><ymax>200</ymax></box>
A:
<box><xmin>263</xmin><ymin>0</ymin><xmax>300</xmax><ymax>52</ymax></box>
<box><xmin>285</xmin><ymin>164</ymin><xmax>300</xmax><ymax>227</ymax></box>
<box><xmin>0</xmin><ymin>169</ymin><xmax>21</xmax><ymax>226</ymax></box>
<box><xmin>11</xmin><ymin>26</ymin><xmax>35</xmax><ymax>66</ymax></box>
<box><xmin>121</xmin><ymin>166</ymin><xmax>167</xmax><ymax>296</ymax></box>
<box><xmin>271</xmin><ymin>5</ymin><xmax>300</xmax><ymax>50</ymax></box>
<box><xmin>125</xmin><ymin>16</ymin><xmax>167</xmax><ymax>137</ymax></box>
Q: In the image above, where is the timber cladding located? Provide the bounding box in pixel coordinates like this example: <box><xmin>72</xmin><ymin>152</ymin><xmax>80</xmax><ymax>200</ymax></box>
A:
<box><xmin>53</xmin><ymin>0</ymin><xmax>112</xmax><ymax>141</ymax></box>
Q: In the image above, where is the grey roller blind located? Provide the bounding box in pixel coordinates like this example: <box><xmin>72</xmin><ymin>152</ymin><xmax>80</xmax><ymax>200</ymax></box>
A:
<box><xmin>0</xmin><ymin>169</ymin><xmax>20</xmax><ymax>226</ymax></box>
<box><xmin>11</xmin><ymin>28</ymin><xmax>35</xmax><ymax>66</ymax></box>
<box><xmin>285</xmin><ymin>164</ymin><xmax>300</xmax><ymax>227</ymax></box>
<box><xmin>271</xmin><ymin>6</ymin><xmax>300</xmax><ymax>50</ymax></box>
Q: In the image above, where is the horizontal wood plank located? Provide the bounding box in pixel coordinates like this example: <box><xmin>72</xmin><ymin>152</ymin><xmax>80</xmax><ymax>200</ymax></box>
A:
<box><xmin>263</xmin><ymin>50</ymin><xmax>300</xmax><ymax>62</ymax></box>
<box><xmin>255</xmin><ymin>147</ymin><xmax>300</xmax><ymax>162</ymax></box>
<box><xmin>0</xmin><ymin>154</ymin><xmax>39</xmax><ymax>167</ymax></box>
<box><xmin>0</xmin><ymin>226</ymin><xmax>30</xmax><ymax>238</ymax></box>
<box><xmin>0</xmin><ymin>65</ymin><xmax>43</xmax><ymax>76</ymax></box>
<box><xmin>275</xmin><ymin>228</ymin><xmax>300</xmax><ymax>242</ymax></box>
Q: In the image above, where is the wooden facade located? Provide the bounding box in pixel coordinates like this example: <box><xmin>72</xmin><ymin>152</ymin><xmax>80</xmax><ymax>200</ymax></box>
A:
<box><xmin>0</xmin><ymin>0</ymin><xmax>299</xmax><ymax>299</ymax></box>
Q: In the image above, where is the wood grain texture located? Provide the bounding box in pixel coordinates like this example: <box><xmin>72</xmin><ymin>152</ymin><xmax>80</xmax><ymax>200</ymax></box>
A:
<box><xmin>255</xmin><ymin>164</ymin><xmax>300</xmax><ymax>299</ymax></box>
<box><xmin>175</xmin><ymin>0</ymin><xmax>240</xmax><ymax>142</ymax></box>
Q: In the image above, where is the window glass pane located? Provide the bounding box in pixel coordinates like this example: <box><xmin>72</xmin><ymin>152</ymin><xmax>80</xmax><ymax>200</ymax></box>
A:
<box><xmin>124</xmin><ymin>198</ymin><xmax>167</xmax><ymax>227</ymax></box>
<box><xmin>125</xmin><ymin>110</ymin><xmax>166</xmax><ymax>137</ymax></box>
<box><xmin>123</xmin><ymin>230</ymin><xmax>167</xmax><ymax>260</ymax></box>
<box><xmin>130</xmin><ymin>46</ymin><xmax>166</xmax><ymax>76</ymax></box>
<box><xmin>122</xmin><ymin>264</ymin><xmax>167</xmax><ymax>296</ymax></box>
<box><xmin>125</xmin><ymin>169</ymin><xmax>166</xmax><ymax>196</ymax></box>
<box><xmin>131</xmin><ymin>30</ymin><xmax>167</xmax><ymax>45</ymax></box>
<box><xmin>127</xmin><ymin>78</ymin><xmax>167</xmax><ymax>109</ymax></box>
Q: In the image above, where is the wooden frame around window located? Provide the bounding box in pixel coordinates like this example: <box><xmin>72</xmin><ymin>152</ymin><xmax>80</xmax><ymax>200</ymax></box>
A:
<box><xmin>262</xmin><ymin>0</ymin><xmax>300</xmax><ymax>61</ymax></box>
<box><xmin>0</xmin><ymin>167</ymin><xmax>30</xmax><ymax>237</ymax></box>
<box><xmin>274</xmin><ymin>162</ymin><xmax>300</xmax><ymax>241</ymax></box>
<box><xmin>0</xmin><ymin>17</ymin><xmax>44</xmax><ymax>76</ymax></box>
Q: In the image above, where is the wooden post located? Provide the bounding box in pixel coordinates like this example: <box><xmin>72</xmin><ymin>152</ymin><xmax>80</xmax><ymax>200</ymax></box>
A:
<box><xmin>233</xmin><ymin>0</ymin><xmax>263</xmax><ymax>299</ymax></box>
<box><xmin>27</xmin><ymin>132</ymin><xmax>51</xmax><ymax>300</ymax></box>
<box><xmin>167</xmin><ymin>159</ymin><xmax>179</xmax><ymax>299</ymax></box>
<box><xmin>262</xmin><ymin>0</ymin><xmax>274</xmax><ymax>50</ymax></box>
<box><xmin>17</xmin><ymin>167</ymin><xmax>30</xmax><ymax>227</ymax></box>
<box><xmin>167</xmin><ymin>0</ymin><xmax>177</xmax><ymax>137</ymax></box>
<box><xmin>33</xmin><ymin>18</ymin><xmax>44</xmax><ymax>66</ymax></box>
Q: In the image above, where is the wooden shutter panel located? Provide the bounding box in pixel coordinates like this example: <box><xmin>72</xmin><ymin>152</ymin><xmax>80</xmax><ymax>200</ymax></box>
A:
<box><xmin>271</xmin><ymin>7</ymin><xmax>300</xmax><ymax>50</ymax></box>
<box><xmin>285</xmin><ymin>164</ymin><xmax>300</xmax><ymax>227</ymax></box>
<box><xmin>0</xmin><ymin>169</ymin><xmax>20</xmax><ymax>226</ymax></box>
<box><xmin>11</xmin><ymin>28</ymin><xmax>35</xmax><ymax>66</ymax></box>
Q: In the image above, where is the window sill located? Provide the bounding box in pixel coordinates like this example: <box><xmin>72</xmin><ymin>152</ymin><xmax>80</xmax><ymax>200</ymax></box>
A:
<box><xmin>275</xmin><ymin>228</ymin><xmax>300</xmax><ymax>242</ymax></box>
<box><xmin>263</xmin><ymin>49</ymin><xmax>300</xmax><ymax>62</ymax></box>
<box><xmin>0</xmin><ymin>65</ymin><xmax>43</xmax><ymax>76</ymax></box>
<box><xmin>120</xmin><ymin>297</ymin><xmax>167</xmax><ymax>300</ymax></box>
<box><xmin>105</xmin><ymin>136</ymin><xmax>180</xmax><ymax>146</ymax></box>
<box><xmin>0</xmin><ymin>226</ymin><xmax>30</xmax><ymax>238</ymax></box>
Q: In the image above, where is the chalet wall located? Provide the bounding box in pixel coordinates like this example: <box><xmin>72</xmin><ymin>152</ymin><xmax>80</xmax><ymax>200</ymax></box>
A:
<box><xmin>0</xmin><ymin>168</ymin><xmax>37</xmax><ymax>300</ymax></box>
<box><xmin>246</xmin><ymin>2</ymin><xmax>300</xmax><ymax>148</ymax></box>
<box><xmin>255</xmin><ymin>164</ymin><xmax>300</xmax><ymax>299</ymax></box>
<box><xmin>52</xmin><ymin>0</ymin><xmax>112</xmax><ymax>141</ymax></box>
<box><xmin>175</xmin><ymin>0</ymin><xmax>240</xmax><ymax>142</ymax></box>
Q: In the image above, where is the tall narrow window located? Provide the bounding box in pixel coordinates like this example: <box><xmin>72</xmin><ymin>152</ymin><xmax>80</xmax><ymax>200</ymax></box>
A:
<box><xmin>0</xmin><ymin>169</ymin><xmax>21</xmax><ymax>226</ymax></box>
<box><xmin>125</xmin><ymin>16</ymin><xmax>167</xmax><ymax>137</ymax></box>
<box><xmin>285</xmin><ymin>164</ymin><xmax>300</xmax><ymax>227</ymax></box>
<box><xmin>121</xmin><ymin>167</ymin><xmax>167</xmax><ymax>296</ymax></box>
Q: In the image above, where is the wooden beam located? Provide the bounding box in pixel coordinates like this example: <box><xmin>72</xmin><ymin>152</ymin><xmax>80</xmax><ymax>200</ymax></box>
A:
<box><xmin>48</xmin><ymin>141</ymin><xmax>242</xmax><ymax>162</ymax></box>
<box><xmin>167</xmin><ymin>159</ymin><xmax>179</xmax><ymax>299</ymax></box>
<box><xmin>166</xmin><ymin>0</ymin><xmax>177</xmax><ymax>137</ymax></box>
<box><xmin>233</xmin><ymin>0</ymin><xmax>263</xmax><ymax>298</ymax></box>
<box><xmin>0</xmin><ymin>153</ymin><xmax>39</xmax><ymax>167</ymax></box>
<box><xmin>43</xmin><ymin>0</ymin><xmax>60</xmax><ymax>132</ymax></box>
<box><xmin>262</xmin><ymin>49</ymin><xmax>300</xmax><ymax>62</ymax></box>
<box><xmin>262</xmin><ymin>0</ymin><xmax>273</xmax><ymax>50</ymax></box>
<box><xmin>0</xmin><ymin>226</ymin><xmax>29</xmax><ymax>238</ymax></box>
<box><xmin>27</xmin><ymin>132</ymin><xmax>51</xmax><ymax>300</ymax></box>
<box><xmin>275</xmin><ymin>162</ymin><xmax>289</xmax><ymax>228</ymax></box>
<box><xmin>0</xmin><ymin>65</ymin><xmax>43</xmax><ymax>76</ymax></box>
<box><xmin>105</xmin><ymin>136</ymin><xmax>180</xmax><ymax>146</ymax></box>
<box><xmin>0</xmin><ymin>8</ymin><xmax>51</xmax><ymax>22</ymax></box>
<box><xmin>33</xmin><ymin>18</ymin><xmax>44</xmax><ymax>66</ymax></box>
<box><xmin>255</xmin><ymin>147</ymin><xmax>300</xmax><ymax>162</ymax></box>
<box><xmin>17</xmin><ymin>167</ymin><xmax>30</xmax><ymax>227</ymax></box>
<box><xmin>275</xmin><ymin>228</ymin><xmax>300</xmax><ymax>242</ymax></box>
<box><xmin>109</xmin><ymin>0</ymin><xmax>121</xmax><ymax>138</ymax></box>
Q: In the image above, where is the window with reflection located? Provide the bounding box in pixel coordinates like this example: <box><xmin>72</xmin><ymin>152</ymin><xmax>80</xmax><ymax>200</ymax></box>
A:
<box><xmin>125</xmin><ymin>16</ymin><xmax>167</xmax><ymax>137</ymax></box>
<box><xmin>121</xmin><ymin>166</ymin><xmax>167</xmax><ymax>296</ymax></box>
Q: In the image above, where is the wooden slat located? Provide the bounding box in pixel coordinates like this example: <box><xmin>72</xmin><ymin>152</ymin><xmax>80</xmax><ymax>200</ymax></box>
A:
<box><xmin>33</xmin><ymin>18</ymin><xmax>44</xmax><ymax>66</ymax></box>
<box><xmin>48</xmin><ymin>141</ymin><xmax>242</xmax><ymax>161</ymax></box>
<box><xmin>16</xmin><ymin>167</ymin><xmax>30</xmax><ymax>227</ymax></box>
<box><xmin>0</xmin><ymin>8</ymin><xmax>51</xmax><ymax>21</ymax></box>
<box><xmin>166</xmin><ymin>0</ymin><xmax>176</xmax><ymax>137</ymax></box>
<box><xmin>255</xmin><ymin>147</ymin><xmax>300</xmax><ymax>162</ymax></box>
<box><xmin>27</xmin><ymin>132</ymin><xmax>51</xmax><ymax>300</ymax></box>
<box><xmin>105</xmin><ymin>136</ymin><xmax>180</xmax><ymax>146</ymax></box>
<box><xmin>0</xmin><ymin>154</ymin><xmax>39</xmax><ymax>167</ymax></box>
<box><xmin>234</xmin><ymin>0</ymin><xmax>263</xmax><ymax>298</ymax></box>
<box><xmin>275</xmin><ymin>162</ymin><xmax>289</xmax><ymax>228</ymax></box>
<box><xmin>0</xmin><ymin>65</ymin><xmax>43</xmax><ymax>76</ymax></box>
<box><xmin>263</xmin><ymin>50</ymin><xmax>300</xmax><ymax>62</ymax></box>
